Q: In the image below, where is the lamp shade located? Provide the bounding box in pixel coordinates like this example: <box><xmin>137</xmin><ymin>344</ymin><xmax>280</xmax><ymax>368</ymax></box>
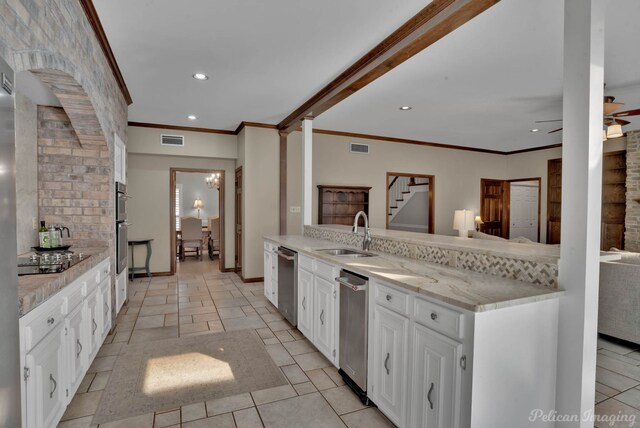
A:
<box><xmin>453</xmin><ymin>210</ymin><xmax>474</xmax><ymax>237</ymax></box>
<box><xmin>193</xmin><ymin>198</ymin><xmax>204</xmax><ymax>209</ymax></box>
<box><xmin>474</xmin><ymin>215</ymin><xmax>484</xmax><ymax>225</ymax></box>
<box><xmin>607</xmin><ymin>124</ymin><xmax>623</xmax><ymax>139</ymax></box>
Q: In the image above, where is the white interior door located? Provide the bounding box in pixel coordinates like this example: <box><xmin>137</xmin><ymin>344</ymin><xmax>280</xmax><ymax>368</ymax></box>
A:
<box><xmin>509</xmin><ymin>183</ymin><xmax>539</xmax><ymax>241</ymax></box>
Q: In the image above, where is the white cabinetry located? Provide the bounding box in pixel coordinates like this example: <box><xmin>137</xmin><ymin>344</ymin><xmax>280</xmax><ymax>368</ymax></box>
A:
<box><xmin>410</xmin><ymin>323</ymin><xmax>461</xmax><ymax>428</ymax></box>
<box><xmin>115</xmin><ymin>267</ymin><xmax>127</xmax><ymax>313</ymax></box>
<box><xmin>20</xmin><ymin>257</ymin><xmax>111</xmax><ymax>428</ymax></box>
<box><xmin>371</xmin><ymin>304</ymin><xmax>409</xmax><ymax>426</ymax></box>
<box><xmin>297</xmin><ymin>267</ymin><xmax>313</xmax><ymax>338</ymax></box>
<box><xmin>23</xmin><ymin>323</ymin><xmax>66</xmax><ymax>428</ymax></box>
<box><xmin>263</xmin><ymin>241</ymin><xmax>278</xmax><ymax>306</ymax></box>
<box><xmin>295</xmin><ymin>253</ymin><xmax>339</xmax><ymax>366</ymax></box>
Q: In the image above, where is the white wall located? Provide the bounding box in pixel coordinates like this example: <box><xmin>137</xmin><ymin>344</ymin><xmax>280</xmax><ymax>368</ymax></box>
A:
<box><xmin>176</xmin><ymin>172</ymin><xmax>219</xmax><ymax>225</ymax></box>
<box><xmin>238</xmin><ymin>127</ymin><xmax>280</xmax><ymax>279</ymax></box>
<box><xmin>287</xmin><ymin>131</ymin><xmax>507</xmax><ymax>236</ymax></box>
<box><xmin>128</xmin><ymin>126</ymin><xmax>238</xmax><ymax>159</ymax></box>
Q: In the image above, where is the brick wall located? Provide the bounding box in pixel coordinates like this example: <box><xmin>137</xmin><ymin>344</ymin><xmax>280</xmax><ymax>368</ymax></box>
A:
<box><xmin>626</xmin><ymin>130</ymin><xmax>640</xmax><ymax>251</ymax></box>
<box><xmin>38</xmin><ymin>106</ymin><xmax>112</xmax><ymax>249</ymax></box>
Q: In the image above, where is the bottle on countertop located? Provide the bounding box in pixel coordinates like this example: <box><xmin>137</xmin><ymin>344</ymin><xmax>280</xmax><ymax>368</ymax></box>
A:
<box><xmin>38</xmin><ymin>221</ymin><xmax>50</xmax><ymax>248</ymax></box>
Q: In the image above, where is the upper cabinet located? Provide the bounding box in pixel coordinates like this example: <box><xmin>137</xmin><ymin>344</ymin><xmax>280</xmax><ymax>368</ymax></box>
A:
<box><xmin>114</xmin><ymin>133</ymin><xmax>126</xmax><ymax>184</ymax></box>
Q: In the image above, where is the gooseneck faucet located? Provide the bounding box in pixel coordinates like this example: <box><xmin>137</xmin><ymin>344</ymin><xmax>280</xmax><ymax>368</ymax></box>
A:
<box><xmin>352</xmin><ymin>211</ymin><xmax>371</xmax><ymax>251</ymax></box>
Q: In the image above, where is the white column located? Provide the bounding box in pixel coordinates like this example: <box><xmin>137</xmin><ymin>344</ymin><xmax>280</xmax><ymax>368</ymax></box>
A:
<box><xmin>301</xmin><ymin>118</ymin><xmax>313</xmax><ymax>226</ymax></box>
<box><xmin>555</xmin><ymin>0</ymin><xmax>605</xmax><ymax>425</ymax></box>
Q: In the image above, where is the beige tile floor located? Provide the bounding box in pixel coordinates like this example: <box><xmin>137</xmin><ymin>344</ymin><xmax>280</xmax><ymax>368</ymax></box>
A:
<box><xmin>594</xmin><ymin>336</ymin><xmax>640</xmax><ymax>427</ymax></box>
<box><xmin>57</xmin><ymin>258</ymin><xmax>394</xmax><ymax>428</ymax></box>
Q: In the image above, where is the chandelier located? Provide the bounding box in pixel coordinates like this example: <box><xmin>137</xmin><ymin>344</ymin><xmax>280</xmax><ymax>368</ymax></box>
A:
<box><xmin>206</xmin><ymin>172</ymin><xmax>221</xmax><ymax>189</ymax></box>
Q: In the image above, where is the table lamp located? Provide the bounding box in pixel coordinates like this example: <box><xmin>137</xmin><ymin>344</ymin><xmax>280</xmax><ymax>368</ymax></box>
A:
<box><xmin>193</xmin><ymin>198</ymin><xmax>204</xmax><ymax>219</ymax></box>
<box><xmin>474</xmin><ymin>215</ymin><xmax>484</xmax><ymax>232</ymax></box>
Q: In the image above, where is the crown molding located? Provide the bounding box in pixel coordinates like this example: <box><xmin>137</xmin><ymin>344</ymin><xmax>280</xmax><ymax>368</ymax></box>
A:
<box><xmin>78</xmin><ymin>0</ymin><xmax>133</xmax><ymax>105</ymax></box>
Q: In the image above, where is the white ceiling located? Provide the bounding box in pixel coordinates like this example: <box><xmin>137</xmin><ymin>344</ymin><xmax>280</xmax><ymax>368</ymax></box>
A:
<box><xmin>315</xmin><ymin>0</ymin><xmax>640</xmax><ymax>151</ymax></box>
<box><xmin>93</xmin><ymin>0</ymin><xmax>430</xmax><ymax>130</ymax></box>
<box><xmin>96</xmin><ymin>0</ymin><xmax>640</xmax><ymax>152</ymax></box>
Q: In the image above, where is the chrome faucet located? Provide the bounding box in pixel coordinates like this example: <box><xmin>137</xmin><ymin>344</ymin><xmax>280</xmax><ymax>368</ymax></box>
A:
<box><xmin>352</xmin><ymin>211</ymin><xmax>371</xmax><ymax>251</ymax></box>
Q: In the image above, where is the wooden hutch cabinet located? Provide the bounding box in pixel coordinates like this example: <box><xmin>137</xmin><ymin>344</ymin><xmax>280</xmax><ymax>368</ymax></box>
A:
<box><xmin>317</xmin><ymin>185</ymin><xmax>371</xmax><ymax>226</ymax></box>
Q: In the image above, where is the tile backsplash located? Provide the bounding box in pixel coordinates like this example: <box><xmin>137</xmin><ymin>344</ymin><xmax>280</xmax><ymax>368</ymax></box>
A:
<box><xmin>304</xmin><ymin>225</ymin><xmax>559</xmax><ymax>288</ymax></box>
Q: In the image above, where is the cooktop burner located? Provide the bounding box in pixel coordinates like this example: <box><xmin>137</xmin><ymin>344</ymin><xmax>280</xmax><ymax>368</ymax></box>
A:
<box><xmin>17</xmin><ymin>251</ymin><xmax>90</xmax><ymax>276</ymax></box>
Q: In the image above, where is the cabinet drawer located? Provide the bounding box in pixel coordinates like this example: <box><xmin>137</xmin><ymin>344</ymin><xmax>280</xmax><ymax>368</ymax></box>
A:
<box><xmin>314</xmin><ymin>260</ymin><xmax>336</xmax><ymax>281</ymax></box>
<box><xmin>414</xmin><ymin>297</ymin><xmax>464</xmax><ymax>340</ymax></box>
<box><xmin>374</xmin><ymin>282</ymin><xmax>409</xmax><ymax>316</ymax></box>
<box><xmin>299</xmin><ymin>254</ymin><xmax>313</xmax><ymax>271</ymax></box>
<box><xmin>63</xmin><ymin>281</ymin><xmax>85</xmax><ymax>314</ymax></box>
<box><xmin>23</xmin><ymin>297</ymin><xmax>64</xmax><ymax>351</ymax></box>
<box><xmin>264</xmin><ymin>241</ymin><xmax>277</xmax><ymax>252</ymax></box>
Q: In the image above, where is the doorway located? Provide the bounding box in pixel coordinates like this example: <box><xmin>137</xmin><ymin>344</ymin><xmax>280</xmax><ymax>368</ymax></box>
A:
<box><xmin>169</xmin><ymin>168</ymin><xmax>225</xmax><ymax>275</ymax></box>
<box><xmin>386</xmin><ymin>172</ymin><xmax>435</xmax><ymax>234</ymax></box>
<box><xmin>235</xmin><ymin>167</ymin><xmax>243</xmax><ymax>274</ymax></box>
<box><xmin>479</xmin><ymin>177</ymin><xmax>541</xmax><ymax>241</ymax></box>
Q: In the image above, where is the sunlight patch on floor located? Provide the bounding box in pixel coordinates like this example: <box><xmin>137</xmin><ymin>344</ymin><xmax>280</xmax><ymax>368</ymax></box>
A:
<box><xmin>142</xmin><ymin>352</ymin><xmax>234</xmax><ymax>396</ymax></box>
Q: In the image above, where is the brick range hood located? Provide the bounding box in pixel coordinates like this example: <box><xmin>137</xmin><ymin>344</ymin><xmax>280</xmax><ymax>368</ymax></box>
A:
<box><xmin>625</xmin><ymin>130</ymin><xmax>640</xmax><ymax>251</ymax></box>
<box><xmin>37</xmin><ymin>105</ymin><xmax>113</xmax><ymax>250</ymax></box>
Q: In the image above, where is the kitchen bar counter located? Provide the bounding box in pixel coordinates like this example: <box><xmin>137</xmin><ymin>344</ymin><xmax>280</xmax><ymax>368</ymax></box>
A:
<box><xmin>18</xmin><ymin>247</ymin><xmax>110</xmax><ymax>316</ymax></box>
<box><xmin>265</xmin><ymin>235</ymin><xmax>563</xmax><ymax>312</ymax></box>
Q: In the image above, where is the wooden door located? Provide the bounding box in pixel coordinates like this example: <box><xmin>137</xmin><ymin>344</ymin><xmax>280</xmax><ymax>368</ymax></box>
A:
<box><xmin>480</xmin><ymin>179</ymin><xmax>508</xmax><ymax>238</ymax></box>
<box><xmin>235</xmin><ymin>167</ymin><xmax>242</xmax><ymax>273</ymax></box>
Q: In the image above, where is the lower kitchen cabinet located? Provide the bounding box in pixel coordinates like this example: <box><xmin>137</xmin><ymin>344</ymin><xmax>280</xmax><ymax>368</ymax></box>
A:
<box><xmin>371</xmin><ymin>304</ymin><xmax>409</xmax><ymax>427</ymax></box>
<box><xmin>297</xmin><ymin>267</ymin><xmax>313</xmax><ymax>338</ymax></box>
<box><xmin>263</xmin><ymin>241</ymin><xmax>278</xmax><ymax>306</ymax></box>
<box><xmin>313</xmin><ymin>275</ymin><xmax>336</xmax><ymax>361</ymax></box>
<box><xmin>294</xmin><ymin>253</ymin><xmax>339</xmax><ymax>366</ymax></box>
<box><xmin>410</xmin><ymin>323</ymin><xmax>462</xmax><ymax>428</ymax></box>
<box><xmin>20</xmin><ymin>257</ymin><xmax>112</xmax><ymax>428</ymax></box>
<box><xmin>23</xmin><ymin>323</ymin><xmax>66</xmax><ymax>428</ymax></box>
<box><xmin>65</xmin><ymin>303</ymin><xmax>86</xmax><ymax>399</ymax></box>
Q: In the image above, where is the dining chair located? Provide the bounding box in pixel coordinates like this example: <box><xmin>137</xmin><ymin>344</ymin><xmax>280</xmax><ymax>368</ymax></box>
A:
<box><xmin>181</xmin><ymin>216</ymin><xmax>203</xmax><ymax>260</ymax></box>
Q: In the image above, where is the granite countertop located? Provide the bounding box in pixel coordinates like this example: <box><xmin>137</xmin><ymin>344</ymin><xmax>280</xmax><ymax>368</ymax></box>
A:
<box><xmin>309</xmin><ymin>224</ymin><xmax>621</xmax><ymax>264</ymax></box>
<box><xmin>18</xmin><ymin>247</ymin><xmax>111</xmax><ymax>317</ymax></box>
<box><xmin>265</xmin><ymin>235</ymin><xmax>564</xmax><ymax>312</ymax></box>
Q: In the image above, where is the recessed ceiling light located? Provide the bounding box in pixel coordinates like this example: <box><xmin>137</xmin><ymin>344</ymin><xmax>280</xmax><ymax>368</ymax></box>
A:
<box><xmin>399</xmin><ymin>106</ymin><xmax>412</xmax><ymax>111</ymax></box>
<box><xmin>530</xmin><ymin>128</ymin><xmax>540</xmax><ymax>132</ymax></box>
<box><xmin>187</xmin><ymin>115</ymin><xmax>197</xmax><ymax>120</ymax></box>
<box><xmin>193</xmin><ymin>73</ymin><xmax>208</xmax><ymax>81</ymax></box>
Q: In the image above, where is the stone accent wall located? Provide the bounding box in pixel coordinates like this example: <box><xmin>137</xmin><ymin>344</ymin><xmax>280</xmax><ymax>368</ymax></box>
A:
<box><xmin>38</xmin><ymin>106</ymin><xmax>112</xmax><ymax>249</ymax></box>
<box><xmin>626</xmin><ymin>130</ymin><xmax>640</xmax><ymax>251</ymax></box>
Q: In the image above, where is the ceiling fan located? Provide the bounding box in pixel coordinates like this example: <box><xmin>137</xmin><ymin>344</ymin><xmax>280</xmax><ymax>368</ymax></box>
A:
<box><xmin>536</xmin><ymin>95</ymin><xmax>640</xmax><ymax>139</ymax></box>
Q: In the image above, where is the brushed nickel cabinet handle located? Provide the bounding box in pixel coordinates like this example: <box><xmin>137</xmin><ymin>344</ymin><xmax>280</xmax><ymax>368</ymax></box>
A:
<box><xmin>76</xmin><ymin>339</ymin><xmax>83</xmax><ymax>359</ymax></box>
<box><xmin>302</xmin><ymin>297</ymin><xmax>306</xmax><ymax>310</ymax></box>
<box><xmin>384</xmin><ymin>352</ymin><xmax>390</xmax><ymax>375</ymax></box>
<box><xmin>430</xmin><ymin>312</ymin><xmax>438</xmax><ymax>321</ymax></box>
<box><xmin>386</xmin><ymin>295</ymin><xmax>392</xmax><ymax>301</ymax></box>
<box><xmin>320</xmin><ymin>309</ymin><xmax>325</xmax><ymax>325</ymax></box>
<box><xmin>47</xmin><ymin>317</ymin><xmax>55</xmax><ymax>326</ymax></box>
<box><xmin>92</xmin><ymin>319</ymin><xmax>97</xmax><ymax>335</ymax></box>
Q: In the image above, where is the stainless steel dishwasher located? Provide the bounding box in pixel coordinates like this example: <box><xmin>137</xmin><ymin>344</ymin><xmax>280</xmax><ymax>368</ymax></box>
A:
<box><xmin>336</xmin><ymin>270</ymin><xmax>371</xmax><ymax>405</ymax></box>
<box><xmin>276</xmin><ymin>247</ymin><xmax>297</xmax><ymax>326</ymax></box>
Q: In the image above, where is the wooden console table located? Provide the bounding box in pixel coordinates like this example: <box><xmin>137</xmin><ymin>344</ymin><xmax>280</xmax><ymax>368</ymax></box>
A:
<box><xmin>128</xmin><ymin>239</ymin><xmax>153</xmax><ymax>280</ymax></box>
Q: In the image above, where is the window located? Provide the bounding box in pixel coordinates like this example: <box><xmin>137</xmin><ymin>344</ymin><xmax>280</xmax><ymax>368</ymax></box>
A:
<box><xmin>176</xmin><ymin>184</ymin><xmax>183</xmax><ymax>230</ymax></box>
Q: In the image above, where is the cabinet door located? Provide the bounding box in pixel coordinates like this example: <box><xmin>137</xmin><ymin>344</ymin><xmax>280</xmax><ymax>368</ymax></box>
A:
<box><xmin>100</xmin><ymin>279</ymin><xmax>111</xmax><ymax>340</ymax></box>
<box><xmin>86</xmin><ymin>289</ymin><xmax>101</xmax><ymax>362</ymax></box>
<box><xmin>270</xmin><ymin>252</ymin><xmax>278</xmax><ymax>305</ymax></box>
<box><xmin>66</xmin><ymin>303</ymin><xmax>86</xmax><ymax>401</ymax></box>
<box><xmin>264</xmin><ymin>250</ymin><xmax>273</xmax><ymax>302</ymax></box>
<box><xmin>297</xmin><ymin>268</ymin><xmax>314</xmax><ymax>339</ymax></box>
<box><xmin>115</xmin><ymin>269</ymin><xmax>127</xmax><ymax>314</ymax></box>
<box><xmin>371</xmin><ymin>305</ymin><xmax>409</xmax><ymax>427</ymax></box>
<box><xmin>314</xmin><ymin>276</ymin><xmax>336</xmax><ymax>363</ymax></box>
<box><xmin>410</xmin><ymin>324</ymin><xmax>462</xmax><ymax>428</ymax></box>
<box><xmin>24</xmin><ymin>324</ymin><xmax>66</xmax><ymax>428</ymax></box>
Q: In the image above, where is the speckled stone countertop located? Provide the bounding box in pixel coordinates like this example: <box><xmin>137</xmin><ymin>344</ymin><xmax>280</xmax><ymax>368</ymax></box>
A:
<box><xmin>18</xmin><ymin>247</ymin><xmax>110</xmax><ymax>317</ymax></box>
<box><xmin>264</xmin><ymin>235</ymin><xmax>564</xmax><ymax>312</ymax></box>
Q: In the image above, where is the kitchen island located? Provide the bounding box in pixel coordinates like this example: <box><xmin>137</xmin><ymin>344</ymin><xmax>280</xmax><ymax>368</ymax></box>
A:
<box><xmin>264</xmin><ymin>231</ymin><xmax>563</xmax><ymax>428</ymax></box>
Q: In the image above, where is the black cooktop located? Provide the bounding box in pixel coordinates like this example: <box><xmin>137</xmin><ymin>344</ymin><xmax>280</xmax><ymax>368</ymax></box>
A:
<box><xmin>17</xmin><ymin>251</ymin><xmax>90</xmax><ymax>276</ymax></box>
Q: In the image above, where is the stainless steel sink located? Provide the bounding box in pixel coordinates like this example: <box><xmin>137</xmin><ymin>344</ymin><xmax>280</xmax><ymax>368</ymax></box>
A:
<box><xmin>315</xmin><ymin>248</ymin><xmax>376</xmax><ymax>258</ymax></box>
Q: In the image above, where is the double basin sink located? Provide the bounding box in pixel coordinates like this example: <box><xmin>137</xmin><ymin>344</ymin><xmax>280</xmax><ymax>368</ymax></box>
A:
<box><xmin>315</xmin><ymin>248</ymin><xmax>376</xmax><ymax>258</ymax></box>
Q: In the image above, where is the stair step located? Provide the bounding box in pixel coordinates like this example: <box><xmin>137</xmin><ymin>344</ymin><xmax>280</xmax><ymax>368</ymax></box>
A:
<box><xmin>402</xmin><ymin>191</ymin><xmax>411</xmax><ymax>194</ymax></box>
<box><xmin>408</xmin><ymin>182</ymin><xmax>429</xmax><ymax>187</ymax></box>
